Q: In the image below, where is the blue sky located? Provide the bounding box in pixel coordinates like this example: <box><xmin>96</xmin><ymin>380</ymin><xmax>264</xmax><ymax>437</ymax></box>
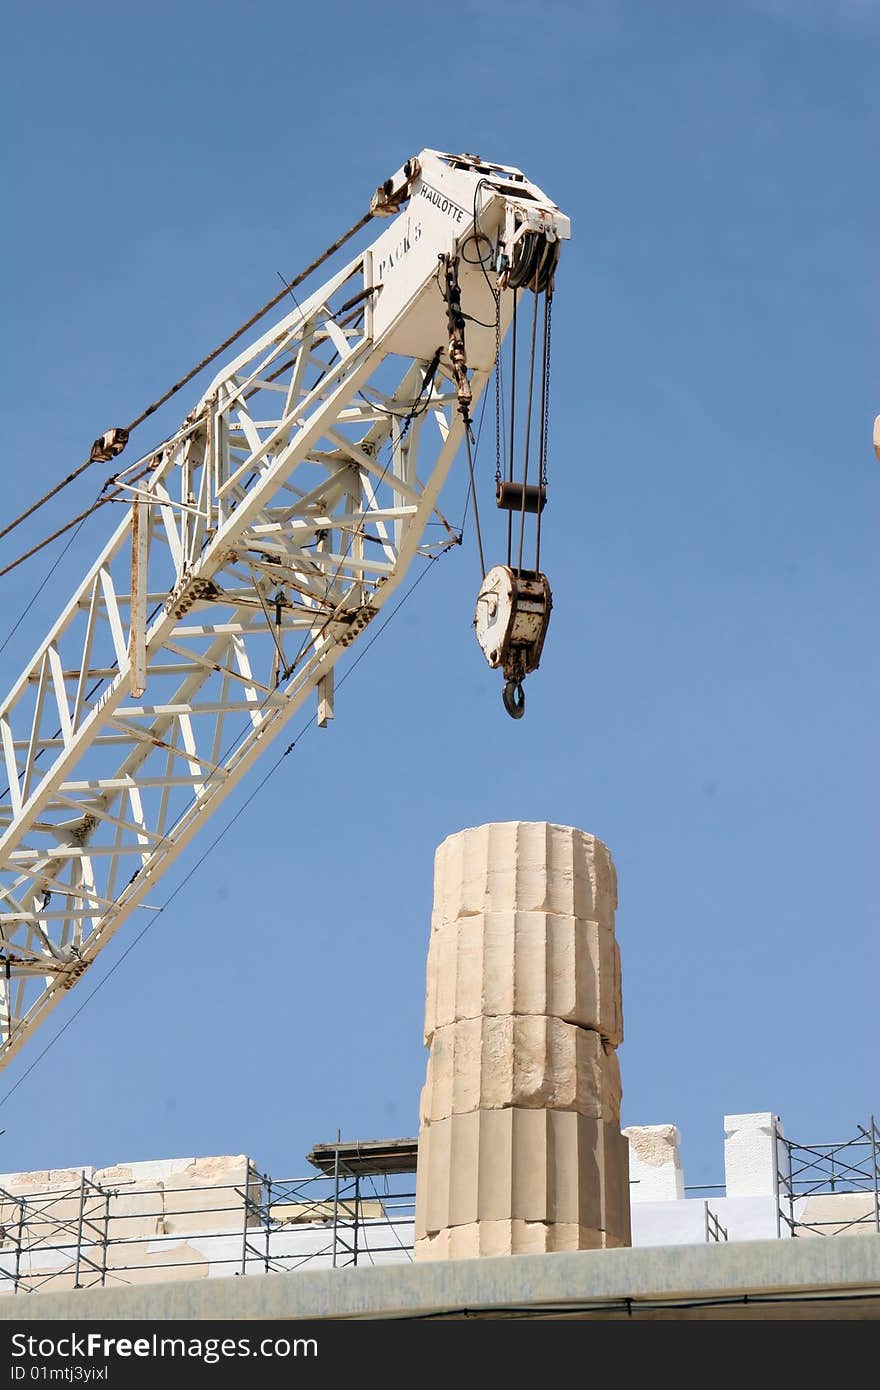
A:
<box><xmin>0</xmin><ymin>1</ymin><xmax>876</xmax><ymax>1189</ymax></box>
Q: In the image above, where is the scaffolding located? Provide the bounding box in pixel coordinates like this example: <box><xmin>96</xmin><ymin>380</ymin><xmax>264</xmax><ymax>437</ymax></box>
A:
<box><xmin>0</xmin><ymin>1173</ymin><xmax>113</xmax><ymax>1293</ymax></box>
<box><xmin>7</xmin><ymin>1117</ymin><xmax>878</xmax><ymax>1292</ymax></box>
<box><xmin>704</xmin><ymin>1203</ymin><xmax>728</xmax><ymax>1243</ymax></box>
<box><xmin>776</xmin><ymin>1116</ymin><xmax>880</xmax><ymax>1238</ymax></box>
<box><xmin>241</xmin><ymin>1169</ymin><xmax>416</xmax><ymax>1275</ymax></box>
<box><xmin>0</xmin><ymin>1145</ymin><xmax>417</xmax><ymax>1295</ymax></box>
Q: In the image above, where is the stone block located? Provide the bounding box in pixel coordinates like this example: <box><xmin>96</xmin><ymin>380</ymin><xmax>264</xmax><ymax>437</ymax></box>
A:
<box><xmin>105</xmin><ymin>1238</ymin><xmax>210</xmax><ymax>1283</ymax></box>
<box><xmin>415</xmin><ymin>1220</ymin><xmax>607</xmax><ymax>1260</ymax></box>
<box><xmin>602</xmin><ymin>1125</ymin><xmax>632</xmax><ymax>1247</ymax></box>
<box><xmin>156</xmin><ymin>1157</ymin><xmax>257</xmax><ymax>1235</ymax></box>
<box><xmin>417</xmin><ymin>822</ymin><xmax>627</xmax><ymax>1259</ymax></box>
<box><xmin>795</xmin><ymin>1193</ymin><xmax>879</xmax><ymax>1237</ymax></box>
<box><xmin>415</xmin><ymin>1109</ymin><xmax>629</xmax><ymax>1240</ymax></box>
<box><xmin>0</xmin><ymin>1168</ymin><xmax>94</xmax><ymax>1194</ymax></box>
<box><xmin>420</xmin><ymin>1016</ymin><xmax>621</xmax><ymax>1123</ymax></box>
<box><xmin>0</xmin><ymin>1169</ymin><xmax>96</xmax><ymax>1252</ymax></box>
<box><xmin>432</xmin><ymin>822</ymin><xmax>617</xmax><ymax>929</ymax></box>
<box><xmin>18</xmin><ymin>1268</ymin><xmax>80</xmax><ymax>1294</ymax></box>
<box><xmin>424</xmin><ymin>913</ymin><xmax>622</xmax><ymax>1044</ymax></box>
<box><xmin>96</xmin><ymin>1187</ymin><xmax>165</xmax><ymax>1241</ymax></box>
<box><xmin>623</xmin><ymin>1124</ymin><xmax>685</xmax><ymax>1202</ymax></box>
<box><xmin>723</xmin><ymin>1113</ymin><xmax>786</xmax><ymax>1198</ymax></box>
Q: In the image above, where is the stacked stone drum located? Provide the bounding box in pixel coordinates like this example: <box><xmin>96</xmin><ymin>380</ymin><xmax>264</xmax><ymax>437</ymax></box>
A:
<box><xmin>415</xmin><ymin>821</ymin><xmax>630</xmax><ymax>1259</ymax></box>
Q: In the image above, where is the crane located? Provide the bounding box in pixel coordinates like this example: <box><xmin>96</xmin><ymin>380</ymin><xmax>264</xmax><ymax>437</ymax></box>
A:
<box><xmin>0</xmin><ymin>149</ymin><xmax>569</xmax><ymax>1068</ymax></box>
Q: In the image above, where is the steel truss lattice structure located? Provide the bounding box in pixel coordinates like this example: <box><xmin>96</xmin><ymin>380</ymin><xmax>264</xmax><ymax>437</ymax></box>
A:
<box><xmin>0</xmin><ymin>149</ymin><xmax>570</xmax><ymax>1066</ymax></box>
<box><xmin>0</xmin><ymin>257</ymin><xmax>480</xmax><ymax>1059</ymax></box>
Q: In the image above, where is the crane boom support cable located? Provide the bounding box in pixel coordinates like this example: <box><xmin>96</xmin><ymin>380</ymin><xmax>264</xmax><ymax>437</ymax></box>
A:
<box><xmin>0</xmin><ymin>211</ymin><xmax>374</xmax><ymax>554</ymax></box>
<box><xmin>0</xmin><ymin>455</ymin><xmax>157</xmax><ymax>581</ymax></box>
<box><xmin>0</xmin><ymin>459</ymin><xmax>97</xmax><ymax>546</ymax></box>
<box><xmin>0</xmin><ymin>149</ymin><xmax>569</xmax><ymax>1065</ymax></box>
<box><xmin>0</xmin><ymin>498</ymin><xmax>111</xmax><ymax>579</ymax></box>
<box><xmin>0</xmin><ymin>520</ymin><xmax>89</xmax><ymax>657</ymax></box>
<box><xmin>0</xmin><ymin>355</ymin><xmax>441</xmax><ymax>800</ymax></box>
<box><xmin>0</xmin><ymin>548</ymin><xmax>444</xmax><ymax>1111</ymax></box>
<box><xmin>125</xmin><ymin>207</ymin><xmax>373</xmax><ymax>431</ymax></box>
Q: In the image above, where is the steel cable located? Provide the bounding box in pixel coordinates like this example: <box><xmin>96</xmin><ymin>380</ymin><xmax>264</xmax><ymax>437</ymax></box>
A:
<box><xmin>0</xmin><ymin>211</ymin><xmax>374</xmax><ymax>555</ymax></box>
<box><xmin>0</xmin><ymin>548</ymin><xmax>446</xmax><ymax>1110</ymax></box>
<box><xmin>515</xmin><ymin>288</ymin><xmax>541</xmax><ymax>574</ymax></box>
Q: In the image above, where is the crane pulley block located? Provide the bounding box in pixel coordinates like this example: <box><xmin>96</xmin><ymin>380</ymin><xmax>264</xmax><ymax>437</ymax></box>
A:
<box><xmin>0</xmin><ymin>146</ymin><xmax>569</xmax><ymax>1069</ymax></box>
<box><xmin>474</xmin><ymin>565</ymin><xmax>553</xmax><ymax>719</ymax></box>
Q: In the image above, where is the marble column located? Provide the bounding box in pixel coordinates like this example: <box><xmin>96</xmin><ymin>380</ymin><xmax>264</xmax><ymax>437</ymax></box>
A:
<box><xmin>415</xmin><ymin>821</ymin><xmax>630</xmax><ymax>1259</ymax></box>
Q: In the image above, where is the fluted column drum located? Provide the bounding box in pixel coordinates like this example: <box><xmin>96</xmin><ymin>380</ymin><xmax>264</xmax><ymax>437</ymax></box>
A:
<box><xmin>414</xmin><ymin>822</ymin><xmax>630</xmax><ymax>1259</ymax></box>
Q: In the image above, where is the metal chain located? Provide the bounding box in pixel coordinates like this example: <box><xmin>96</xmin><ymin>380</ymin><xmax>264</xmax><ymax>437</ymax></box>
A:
<box><xmin>535</xmin><ymin>290</ymin><xmax>553</xmax><ymax>574</ymax></box>
<box><xmin>437</xmin><ymin>256</ymin><xmax>486</xmax><ymax>578</ymax></box>
<box><xmin>516</xmin><ymin>289</ymin><xmax>541</xmax><ymax>575</ymax></box>
<box><xmin>506</xmin><ymin>293</ymin><xmax>518</xmax><ymax>567</ymax></box>
<box><xmin>541</xmin><ymin>291</ymin><xmax>552</xmax><ymax>488</ymax></box>
<box><xmin>494</xmin><ymin>293</ymin><xmax>502</xmax><ymax>488</ymax></box>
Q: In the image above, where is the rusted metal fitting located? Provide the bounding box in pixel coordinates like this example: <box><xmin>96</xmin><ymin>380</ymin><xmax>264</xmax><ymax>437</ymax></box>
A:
<box><xmin>90</xmin><ymin>427</ymin><xmax>130</xmax><ymax>464</ymax></box>
<box><xmin>371</xmin><ymin>157</ymin><xmax>422</xmax><ymax>217</ymax></box>
<box><xmin>439</xmin><ymin>254</ymin><xmax>472</xmax><ymax>423</ymax></box>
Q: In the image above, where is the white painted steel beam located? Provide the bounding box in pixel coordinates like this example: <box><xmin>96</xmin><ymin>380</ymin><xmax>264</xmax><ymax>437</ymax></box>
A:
<box><xmin>0</xmin><ymin>149</ymin><xmax>569</xmax><ymax>1065</ymax></box>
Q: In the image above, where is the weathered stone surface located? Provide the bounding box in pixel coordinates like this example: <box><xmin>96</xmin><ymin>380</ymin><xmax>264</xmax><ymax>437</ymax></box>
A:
<box><xmin>623</xmin><ymin>1124</ymin><xmax>685</xmax><ymax>1202</ymax></box>
<box><xmin>420</xmin><ymin>1016</ymin><xmax>621</xmax><ymax>1122</ymax></box>
<box><xmin>0</xmin><ymin>1167</ymin><xmax>94</xmax><ymax>1194</ymax></box>
<box><xmin>432</xmin><ymin>822</ymin><xmax>618</xmax><ymax>929</ymax></box>
<box><xmin>424</xmin><ymin>913</ymin><xmax>622</xmax><ymax>1045</ymax></box>
<box><xmin>416</xmin><ymin>822</ymin><xmax>629</xmax><ymax>1260</ymax></box>
<box><xmin>0</xmin><ymin>1172</ymin><xmax>95</xmax><ymax>1252</ymax></box>
<box><xmin>0</xmin><ymin>1155</ymin><xmax>259</xmax><ymax>1253</ymax></box>
<box><xmin>796</xmin><ymin>1194</ymin><xmax>880</xmax><ymax>1237</ymax></box>
<box><xmin>415</xmin><ymin>1220</ymin><xmax>618</xmax><ymax>1259</ymax></box>
<box><xmin>104</xmin><ymin>1240</ymin><xmax>210</xmax><ymax>1283</ymax></box>
<box><xmin>155</xmin><ymin>1157</ymin><xmax>258</xmax><ymax>1235</ymax></box>
<box><xmin>415</xmin><ymin>1109</ymin><xmax>629</xmax><ymax>1238</ymax></box>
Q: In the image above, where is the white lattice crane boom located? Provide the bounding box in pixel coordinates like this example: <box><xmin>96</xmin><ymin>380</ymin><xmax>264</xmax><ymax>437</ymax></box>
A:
<box><xmin>0</xmin><ymin>150</ymin><xmax>569</xmax><ymax>1067</ymax></box>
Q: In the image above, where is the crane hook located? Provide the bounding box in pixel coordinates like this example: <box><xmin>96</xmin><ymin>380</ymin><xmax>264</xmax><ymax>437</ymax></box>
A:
<box><xmin>502</xmin><ymin>679</ymin><xmax>526</xmax><ymax>719</ymax></box>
